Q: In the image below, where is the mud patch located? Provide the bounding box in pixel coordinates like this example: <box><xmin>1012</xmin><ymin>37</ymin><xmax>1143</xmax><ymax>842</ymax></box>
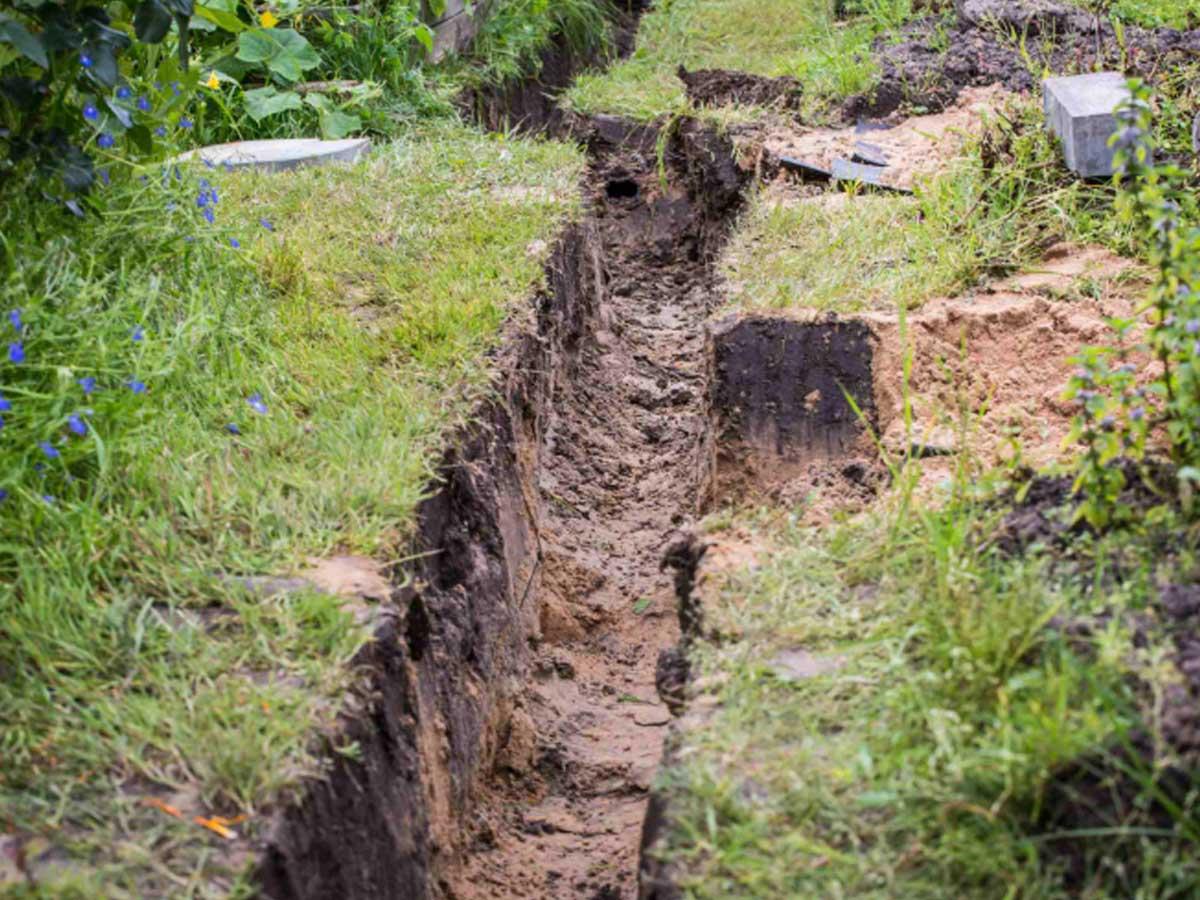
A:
<box><xmin>678</xmin><ymin>66</ymin><xmax>803</xmax><ymax>112</ymax></box>
<box><xmin>844</xmin><ymin>1</ymin><xmax>1200</xmax><ymax>120</ymax></box>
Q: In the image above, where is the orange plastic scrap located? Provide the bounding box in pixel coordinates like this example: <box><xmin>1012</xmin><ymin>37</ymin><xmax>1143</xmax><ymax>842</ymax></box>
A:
<box><xmin>193</xmin><ymin>816</ymin><xmax>237</xmax><ymax>839</ymax></box>
<box><xmin>141</xmin><ymin>797</ymin><xmax>183</xmax><ymax>819</ymax></box>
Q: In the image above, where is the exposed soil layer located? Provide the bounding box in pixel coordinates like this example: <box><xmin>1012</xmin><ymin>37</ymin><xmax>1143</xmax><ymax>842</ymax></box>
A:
<box><xmin>446</xmin><ymin>121</ymin><xmax>747</xmax><ymax>900</ymax></box>
<box><xmin>462</xmin><ymin>0</ymin><xmax>650</xmax><ymax>134</ymax></box>
<box><xmin>843</xmin><ymin>0</ymin><xmax>1200</xmax><ymax>120</ymax></box>
<box><xmin>678</xmin><ymin>66</ymin><xmax>803</xmax><ymax>112</ymax></box>
<box><xmin>708</xmin><ymin>317</ymin><xmax>878</xmax><ymax>505</ymax></box>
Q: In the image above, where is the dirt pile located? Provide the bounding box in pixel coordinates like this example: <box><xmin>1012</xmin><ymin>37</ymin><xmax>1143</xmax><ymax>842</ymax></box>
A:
<box><xmin>845</xmin><ymin>0</ymin><xmax>1200</xmax><ymax>119</ymax></box>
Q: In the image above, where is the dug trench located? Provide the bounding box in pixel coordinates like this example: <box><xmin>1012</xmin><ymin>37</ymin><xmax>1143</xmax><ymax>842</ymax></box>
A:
<box><xmin>254</xmin><ymin>114</ymin><xmax>748</xmax><ymax>899</ymax></box>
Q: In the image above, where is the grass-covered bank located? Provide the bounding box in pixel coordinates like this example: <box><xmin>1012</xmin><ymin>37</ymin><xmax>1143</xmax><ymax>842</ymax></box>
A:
<box><xmin>0</xmin><ymin>126</ymin><xmax>585</xmax><ymax>895</ymax></box>
<box><xmin>661</xmin><ymin>480</ymin><xmax>1200</xmax><ymax>897</ymax></box>
<box><xmin>565</xmin><ymin>0</ymin><xmax>917</xmax><ymax>122</ymax></box>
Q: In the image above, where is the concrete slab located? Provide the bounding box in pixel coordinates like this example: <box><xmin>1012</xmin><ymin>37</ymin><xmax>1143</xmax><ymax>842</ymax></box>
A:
<box><xmin>831</xmin><ymin>157</ymin><xmax>912</xmax><ymax>194</ymax></box>
<box><xmin>178</xmin><ymin>137</ymin><xmax>371</xmax><ymax>172</ymax></box>
<box><xmin>1043</xmin><ymin>72</ymin><xmax>1131</xmax><ymax>178</ymax></box>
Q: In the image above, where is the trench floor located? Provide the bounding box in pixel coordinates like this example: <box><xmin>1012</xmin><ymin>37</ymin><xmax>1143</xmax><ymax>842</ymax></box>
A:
<box><xmin>448</xmin><ymin>147</ymin><xmax>721</xmax><ymax>900</ymax></box>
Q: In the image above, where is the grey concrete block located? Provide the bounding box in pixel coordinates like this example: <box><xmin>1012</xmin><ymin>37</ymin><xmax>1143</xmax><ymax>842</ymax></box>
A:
<box><xmin>1043</xmin><ymin>72</ymin><xmax>1130</xmax><ymax>179</ymax></box>
<box><xmin>179</xmin><ymin>138</ymin><xmax>371</xmax><ymax>172</ymax></box>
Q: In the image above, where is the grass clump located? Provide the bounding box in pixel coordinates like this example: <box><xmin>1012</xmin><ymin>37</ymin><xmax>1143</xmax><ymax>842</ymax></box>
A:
<box><xmin>1068</xmin><ymin>0</ymin><xmax>1200</xmax><ymax>28</ymax></box>
<box><xmin>721</xmin><ymin>98</ymin><xmax>1137</xmax><ymax>315</ymax></box>
<box><xmin>564</xmin><ymin>0</ymin><xmax>920</xmax><ymax>122</ymax></box>
<box><xmin>0</xmin><ymin>125</ymin><xmax>584</xmax><ymax>893</ymax></box>
<box><xmin>659</xmin><ymin>483</ymin><xmax>1198</xmax><ymax>897</ymax></box>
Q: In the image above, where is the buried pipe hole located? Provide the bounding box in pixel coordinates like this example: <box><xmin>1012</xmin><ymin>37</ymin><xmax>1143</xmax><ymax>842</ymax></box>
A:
<box><xmin>605</xmin><ymin>177</ymin><xmax>640</xmax><ymax>199</ymax></box>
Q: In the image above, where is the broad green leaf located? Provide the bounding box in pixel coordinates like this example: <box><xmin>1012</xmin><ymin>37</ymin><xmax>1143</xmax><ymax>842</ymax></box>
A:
<box><xmin>302</xmin><ymin>92</ymin><xmax>332</xmax><ymax>113</ymax></box>
<box><xmin>237</xmin><ymin>27</ymin><xmax>319</xmax><ymax>83</ymax></box>
<box><xmin>134</xmin><ymin>0</ymin><xmax>173</xmax><ymax>43</ymax></box>
<box><xmin>413</xmin><ymin>23</ymin><xmax>433</xmax><ymax>55</ymax></box>
<box><xmin>0</xmin><ymin>16</ymin><xmax>48</xmax><ymax>68</ymax></box>
<box><xmin>243</xmin><ymin>85</ymin><xmax>302</xmax><ymax>122</ymax></box>
<box><xmin>195</xmin><ymin>2</ymin><xmax>245</xmax><ymax>33</ymax></box>
<box><xmin>318</xmin><ymin>109</ymin><xmax>360</xmax><ymax>140</ymax></box>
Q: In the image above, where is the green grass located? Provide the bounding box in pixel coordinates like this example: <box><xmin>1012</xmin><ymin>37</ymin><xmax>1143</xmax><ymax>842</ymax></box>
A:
<box><xmin>658</xmin><ymin>477</ymin><xmax>1200</xmax><ymax>897</ymax></box>
<box><xmin>720</xmin><ymin>97</ymin><xmax>1139</xmax><ymax>315</ymax></box>
<box><xmin>0</xmin><ymin>123</ymin><xmax>584</xmax><ymax>895</ymax></box>
<box><xmin>1067</xmin><ymin>0</ymin><xmax>1200</xmax><ymax>28</ymax></box>
<box><xmin>564</xmin><ymin>0</ymin><xmax>918</xmax><ymax>122</ymax></box>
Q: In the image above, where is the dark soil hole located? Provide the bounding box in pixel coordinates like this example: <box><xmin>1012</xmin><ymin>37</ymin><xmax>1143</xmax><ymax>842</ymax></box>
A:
<box><xmin>605</xmin><ymin>177</ymin><xmax>640</xmax><ymax>199</ymax></box>
<box><xmin>710</xmin><ymin>317</ymin><xmax>879</xmax><ymax>503</ymax></box>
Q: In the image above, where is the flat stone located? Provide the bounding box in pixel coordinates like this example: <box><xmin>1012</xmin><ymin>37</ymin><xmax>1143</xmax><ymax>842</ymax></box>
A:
<box><xmin>778</xmin><ymin>155</ymin><xmax>831</xmax><ymax>182</ymax></box>
<box><xmin>1043</xmin><ymin>72</ymin><xmax>1131</xmax><ymax>179</ymax></box>
<box><xmin>831</xmin><ymin>158</ymin><xmax>912</xmax><ymax>194</ymax></box>
<box><xmin>179</xmin><ymin>137</ymin><xmax>370</xmax><ymax>172</ymax></box>
<box><xmin>766</xmin><ymin>648</ymin><xmax>846</xmax><ymax>683</ymax></box>
<box><xmin>851</xmin><ymin>140</ymin><xmax>889</xmax><ymax>167</ymax></box>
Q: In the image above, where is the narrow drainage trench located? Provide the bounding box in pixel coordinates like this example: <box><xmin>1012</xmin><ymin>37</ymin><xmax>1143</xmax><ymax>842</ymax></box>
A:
<box><xmin>447</xmin><ymin>128</ymin><xmax>745</xmax><ymax>900</ymax></box>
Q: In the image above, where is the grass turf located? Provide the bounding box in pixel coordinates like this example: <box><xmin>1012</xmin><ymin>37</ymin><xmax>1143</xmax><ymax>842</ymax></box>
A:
<box><xmin>564</xmin><ymin>0</ymin><xmax>918</xmax><ymax>123</ymax></box>
<box><xmin>0</xmin><ymin>123</ymin><xmax>584</xmax><ymax>895</ymax></box>
<box><xmin>658</xmin><ymin>475</ymin><xmax>1200</xmax><ymax>897</ymax></box>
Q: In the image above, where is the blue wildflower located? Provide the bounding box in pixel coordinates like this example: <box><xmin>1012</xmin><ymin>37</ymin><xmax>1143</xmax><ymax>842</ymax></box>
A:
<box><xmin>1188</xmin><ymin>320</ymin><xmax>1200</xmax><ymax>335</ymax></box>
<box><xmin>137</xmin><ymin>96</ymin><xmax>151</xmax><ymax>112</ymax></box>
<box><xmin>210</xmin><ymin>187</ymin><xmax>219</xmax><ymax>204</ymax></box>
<box><xmin>0</xmin><ymin>394</ymin><xmax>10</xmax><ymax>411</ymax></box>
<box><xmin>97</xmin><ymin>133</ymin><xmax>115</xmax><ymax>150</ymax></box>
<box><xmin>131</xmin><ymin>325</ymin><xmax>144</xmax><ymax>342</ymax></box>
<box><xmin>80</xmin><ymin>53</ymin><xmax>93</xmax><ymax>69</ymax></box>
<box><xmin>99</xmin><ymin>168</ymin><xmax>110</xmax><ymax>186</ymax></box>
<box><xmin>117</xmin><ymin>86</ymin><xmax>132</xmax><ymax>100</ymax></box>
<box><xmin>203</xmin><ymin>207</ymin><xmax>215</xmax><ymax>225</ymax></box>
<box><xmin>38</xmin><ymin>441</ymin><xmax>60</xmax><ymax>459</ymax></box>
<box><xmin>83</xmin><ymin>104</ymin><xmax>99</xmax><ymax>122</ymax></box>
<box><xmin>154</xmin><ymin>126</ymin><xmax>167</xmax><ymax>138</ymax></box>
<box><xmin>126</xmin><ymin>379</ymin><xmax>147</xmax><ymax>394</ymax></box>
<box><xmin>8</xmin><ymin>342</ymin><xmax>24</xmax><ymax>364</ymax></box>
<box><xmin>174</xmin><ymin>166</ymin><xmax>182</xmax><ymax>182</ymax></box>
<box><xmin>8</xmin><ymin>308</ymin><xmax>21</xmax><ymax>332</ymax></box>
<box><xmin>67</xmin><ymin>414</ymin><xmax>87</xmax><ymax>436</ymax></box>
<box><xmin>42</xmin><ymin>495</ymin><xmax>55</xmax><ymax>505</ymax></box>
<box><xmin>196</xmin><ymin>191</ymin><xmax>209</xmax><ymax>208</ymax></box>
<box><xmin>172</xmin><ymin>81</ymin><xmax>182</xmax><ymax>95</ymax></box>
<box><xmin>0</xmin><ymin>415</ymin><xmax>4</xmax><ymax>430</ymax></box>
<box><xmin>260</xmin><ymin>218</ymin><xmax>274</xmax><ymax>231</ymax></box>
<box><xmin>1131</xmin><ymin>406</ymin><xmax>1146</xmax><ymax>422</ymax></box>
<box><xmin>78</xmin><ymin>377</ymin><xmax>97</xmax><ymax>394</ymax></box>
<box><xmin>0</xmin><ymin>489</ymin><xmax>7</xmax><ymax>502</ymax></box>
<box><xmin>247</xmin><ymin>393</ymin><xmax>268</xmax><ymax>414</ymax></box>
<box><xmin>179</xmin><ymin>117</ymin><xmax>193</xmax><ymax>130</ymax></box>
<box><xmin>225</xmin><ymin>423</ymin><xmax>241</xmax><ymax>435</ymax></box>
<box><xmin>230</xmin><ymin>237</ymin><xmax>240</xmax><ymax>249</ymax></box>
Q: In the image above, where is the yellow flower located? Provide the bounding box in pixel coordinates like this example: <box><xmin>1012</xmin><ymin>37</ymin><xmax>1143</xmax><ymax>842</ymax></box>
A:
<box><xmin>205</xmin><ymin>71</ymin><xmax>220</xmax><ymax>89</ymax></box>
<box><xmin>259</xmin><ymin>9</ymin><xmax>278</xmax><ymax>28</ymax></box>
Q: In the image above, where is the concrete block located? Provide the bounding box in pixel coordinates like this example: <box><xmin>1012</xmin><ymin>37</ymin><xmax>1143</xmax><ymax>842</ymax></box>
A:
<box><xmin>1043</xmin><ymin>72</ymin><xmax>1130</xmax><ymax>179</ymax></box>
<box><xmin>179</xmin><ymin>138</ymin><xmax>371</xmax><ymax>172</ymax></box>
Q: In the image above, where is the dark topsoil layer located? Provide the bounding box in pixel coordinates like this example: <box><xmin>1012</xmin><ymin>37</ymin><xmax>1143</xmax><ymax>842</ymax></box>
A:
<box><xmin>678</xmin><ymin>66</ymin><xmax>804</xmax><ymax>111</ymax></box>
<box><xmin>844</xmin><ymin>0</ymin><xmax>1200</xmax><ymax>120</ymax></box>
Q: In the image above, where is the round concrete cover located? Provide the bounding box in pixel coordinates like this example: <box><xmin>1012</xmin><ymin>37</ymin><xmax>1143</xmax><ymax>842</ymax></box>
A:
<box><xmin>179</xmin><ymin>137</ymin><xmax>371</xmax><ymax>172</ymax></box>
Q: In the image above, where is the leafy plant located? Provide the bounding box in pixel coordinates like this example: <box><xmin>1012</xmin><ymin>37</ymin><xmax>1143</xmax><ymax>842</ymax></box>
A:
<box><xmin>1065</xmin><ymin>79</ymin><xmax>1200</xmax><ymax>526</ymax></box>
